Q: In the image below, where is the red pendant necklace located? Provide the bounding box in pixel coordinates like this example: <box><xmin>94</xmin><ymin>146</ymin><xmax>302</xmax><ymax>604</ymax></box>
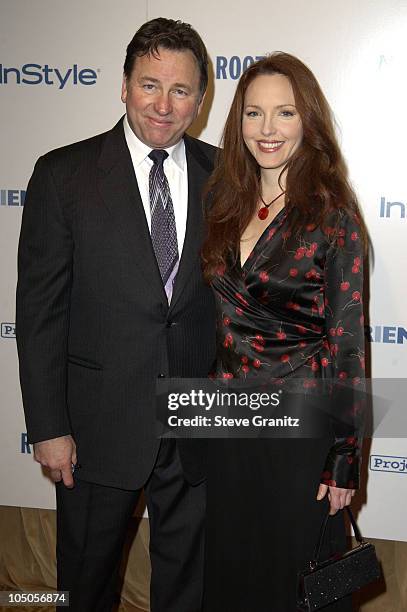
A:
<box><xmin>258</xmin><ymin>190</ymin><xmax>286</xmax><ymax>220</ymax></box>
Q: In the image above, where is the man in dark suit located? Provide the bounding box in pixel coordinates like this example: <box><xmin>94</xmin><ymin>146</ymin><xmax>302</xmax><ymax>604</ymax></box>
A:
<box><xmin>16</xmin><ymin>18</ymin><xmax>216</xmax><ymax>612</ymax></box>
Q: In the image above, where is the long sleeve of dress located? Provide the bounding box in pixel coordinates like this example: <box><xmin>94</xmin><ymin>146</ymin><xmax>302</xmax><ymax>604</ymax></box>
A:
<box><xmin>320</xmin><ymin>211</ymin><xmax>365</xmax><ymax>489</ymax></box>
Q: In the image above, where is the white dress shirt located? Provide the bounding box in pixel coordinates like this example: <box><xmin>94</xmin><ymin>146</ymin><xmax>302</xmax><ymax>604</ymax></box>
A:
<box><xmin>123</xmin><ymin>114</ymin><xmax>188</xmax><ymax>256</ymax></box>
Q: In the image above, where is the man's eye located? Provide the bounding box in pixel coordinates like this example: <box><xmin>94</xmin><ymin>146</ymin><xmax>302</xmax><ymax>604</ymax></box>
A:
<box><xmin>173</xmin><ymin>89</ymin><xmax>187</xmax><ymax>96</ymax></box>
<box><xmin>143</xmin><ymin>84</ymin><xmax>156</xmax><ymax>91</ymax></box>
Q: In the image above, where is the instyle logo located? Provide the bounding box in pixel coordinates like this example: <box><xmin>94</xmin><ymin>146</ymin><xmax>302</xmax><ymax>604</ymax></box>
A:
<box><xmin>379</xmin><ymin>196</ymin><xmax>406</xmax><ymax>219</ymax></box>
<box><xmin>1</xmin><ymin>323</ymin><xmax>16</xmax><ymax>338</ymax></box>
<box><xmin>216</xmin><ymin>55</ymin><xmax>265</xmax><ymax>80</ymax></box>
<box><xmin>0</xmin><ymin>63</ymin><xmax>98</xmax><ymax>89</ymax></box>
<box><xmin>21</xmin><ymin>433</ymin><xmax>32</xmax><ymax>454</ymax></box>
<box><xmin>367</xmin><ymin>325</ymin><xmax>407</xmax><ymax>344</ymax></box>
<box><xmin>370</xmin><ymin>455</ymin><xmax>407</xmax><ymax>474</ymax></box>
<box><xmin>0</xmin><ymin>189</ymin><xmax>25</xmax><ymax>206</ymax></box>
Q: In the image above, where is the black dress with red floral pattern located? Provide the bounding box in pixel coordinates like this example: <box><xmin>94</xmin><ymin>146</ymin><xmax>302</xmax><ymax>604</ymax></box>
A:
<box><xmin>203</xmin><ymin>208</ymin><xmax>364</xmax><ymax>612</ymax></box>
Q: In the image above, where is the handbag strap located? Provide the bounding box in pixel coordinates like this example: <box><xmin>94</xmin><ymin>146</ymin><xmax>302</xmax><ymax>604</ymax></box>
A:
<box><xmin>313</xmin><ymin>507</ymin><xmax>364</xmax><ymax>566</ymax></box>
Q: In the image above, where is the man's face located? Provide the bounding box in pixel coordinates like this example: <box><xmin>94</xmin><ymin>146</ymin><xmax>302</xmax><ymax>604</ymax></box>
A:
<box><xmin>121</xmin><ymin>47</ymin><xmax>204</xmax><ymax>149</ymax></box>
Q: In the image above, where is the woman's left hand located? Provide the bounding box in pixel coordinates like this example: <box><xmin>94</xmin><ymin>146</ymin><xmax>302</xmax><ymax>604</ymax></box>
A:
<box><xmin>316</xmin><ymin>484</ymin><xmax>355</xmax><ymax>515</ymax></box>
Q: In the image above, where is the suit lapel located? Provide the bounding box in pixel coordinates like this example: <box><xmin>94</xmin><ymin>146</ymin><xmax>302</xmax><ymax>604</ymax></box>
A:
<box><xmin>170</xmin><ymin>135</ymin><xmax>213</xmax><ymax>312</ymax></box>
<box><xmin>97</xmin><ymin>119</ymin><xmax>168</xmax><ymax>305</ymax></box>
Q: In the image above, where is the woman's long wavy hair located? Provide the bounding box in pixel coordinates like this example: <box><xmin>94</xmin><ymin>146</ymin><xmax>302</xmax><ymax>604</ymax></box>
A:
<box><xmin>202</xmin><ymin>52</ymin><xmax>367</xmax><ymax>281</ymax></box>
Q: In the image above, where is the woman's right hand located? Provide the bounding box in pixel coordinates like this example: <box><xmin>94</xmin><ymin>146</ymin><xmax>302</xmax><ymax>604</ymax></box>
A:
<box><xmin>316</xmin><ymin>483</ymin><xmax>355</xmax><ymax>515</ymax></box>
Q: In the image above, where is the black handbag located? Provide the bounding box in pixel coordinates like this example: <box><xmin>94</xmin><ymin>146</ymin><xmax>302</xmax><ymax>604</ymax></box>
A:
<box><xmin>297</xmin><ymin>507</ymin><xmax>381</xmax><ymax>611</ymax></box>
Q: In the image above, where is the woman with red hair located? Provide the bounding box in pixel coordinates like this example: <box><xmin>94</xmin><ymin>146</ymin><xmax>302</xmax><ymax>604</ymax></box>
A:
<box><xmin>202</xmin><ymin>53</ymin><xmax>367</xmax><ymax>611</ymax></box>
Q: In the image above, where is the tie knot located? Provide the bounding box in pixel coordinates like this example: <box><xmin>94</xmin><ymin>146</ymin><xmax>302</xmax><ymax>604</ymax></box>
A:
<box><xmin>149</xmin><ymin>149</ymin><xmax>169</xmax><ymax>167</ymax></box>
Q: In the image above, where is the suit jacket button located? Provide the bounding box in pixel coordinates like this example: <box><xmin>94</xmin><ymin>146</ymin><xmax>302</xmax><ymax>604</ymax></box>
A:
<box><xmin>157</xmin><ymin>373</ymin><xmax>166</xmax><ymax>378</ymax></box>
<box><xmin>166</xmin><ymin>320</ymin><xmax>174</xmax><ymax>328</ymax></box>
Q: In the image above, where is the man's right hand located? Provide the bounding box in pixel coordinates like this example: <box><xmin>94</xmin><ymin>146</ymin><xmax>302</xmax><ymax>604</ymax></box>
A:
<box><xmin>34</xmin><ymin>435</ymin><xmax>77</xmax><ymax>488</ymax></box>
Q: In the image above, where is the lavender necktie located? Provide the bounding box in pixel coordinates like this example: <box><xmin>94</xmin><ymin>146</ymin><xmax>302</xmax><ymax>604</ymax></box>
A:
<box><xmin>148</xmin><ymin>149</ymin><xmax>179</xmax><ymax>302</ymax></box>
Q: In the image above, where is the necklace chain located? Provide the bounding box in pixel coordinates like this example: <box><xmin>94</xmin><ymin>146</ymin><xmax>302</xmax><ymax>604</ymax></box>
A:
<box><xmin>260</xmin><ymin>190</ymin><xmax>286</xmax><ymax>209</ymax></box>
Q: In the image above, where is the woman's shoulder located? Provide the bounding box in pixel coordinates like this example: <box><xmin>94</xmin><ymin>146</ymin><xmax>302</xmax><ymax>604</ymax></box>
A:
<box><xmin>322</xmin><ymin>205</ymin><xmax>363</xmax><ymax>240</ymax></box>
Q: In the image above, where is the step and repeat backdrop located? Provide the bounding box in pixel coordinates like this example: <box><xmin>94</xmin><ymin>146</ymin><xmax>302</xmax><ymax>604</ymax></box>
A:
<box><xmin>1</xmin><ymin>0</ymin><xmax>406</xmax><ymax>541</ymax></box>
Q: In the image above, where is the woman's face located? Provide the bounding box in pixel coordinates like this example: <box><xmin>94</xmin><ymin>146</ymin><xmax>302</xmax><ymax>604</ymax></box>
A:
<box><xmin>242</xmin><ymin>73</ymin><xmax>303</xmax><ymax>173</ymax></box>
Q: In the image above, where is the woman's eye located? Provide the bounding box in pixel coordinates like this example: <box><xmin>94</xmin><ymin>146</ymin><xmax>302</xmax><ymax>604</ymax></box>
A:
<box><xmin>246</xmin><ymin>111</ymin><xmax>259</xmax><ymax>117</ymax></box>
<box><xmin>280</xmin><ymin>110</ymin><xmax>295</xmax><ymax>117</ymax></box>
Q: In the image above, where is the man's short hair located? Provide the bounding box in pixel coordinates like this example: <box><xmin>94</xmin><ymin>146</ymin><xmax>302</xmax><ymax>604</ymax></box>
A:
<box><xmin>124</xmin><ymin>17</ymin><xmax>208</xmax><ymax>98</ymax></box>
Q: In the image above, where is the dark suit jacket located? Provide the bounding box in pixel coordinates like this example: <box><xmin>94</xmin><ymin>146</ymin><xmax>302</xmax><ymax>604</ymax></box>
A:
<box><xmin>16</xmin><ymin>118</ymin><xmax>217</xmax><ymax>490</ymax></box>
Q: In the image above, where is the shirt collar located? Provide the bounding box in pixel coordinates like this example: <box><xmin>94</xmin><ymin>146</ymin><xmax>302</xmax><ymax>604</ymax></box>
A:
<box><xmin>123</xmin><ymin>115</ymin><xmax>186</xmax><ymax>171</ymax></box>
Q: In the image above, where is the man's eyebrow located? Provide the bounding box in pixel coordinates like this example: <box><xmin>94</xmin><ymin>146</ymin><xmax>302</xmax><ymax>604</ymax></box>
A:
<box><xmin>138</xmin><ymin>76</ymin><xmax>160</xmax><ymax>83</ymax></box>
<box><xmin>173</xmin><ymin>82</ymin><xmax>191</xmax><ymax>90</ymax></box>
<box><xmin>138</xmin><ymin>76</ymin><xmax>191</xmax><ymax>89</ymax></box>
<box><xmin>138</xmin><ymin>76</ymin><xmax>192</xmax><ymax>90</ymax></box>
